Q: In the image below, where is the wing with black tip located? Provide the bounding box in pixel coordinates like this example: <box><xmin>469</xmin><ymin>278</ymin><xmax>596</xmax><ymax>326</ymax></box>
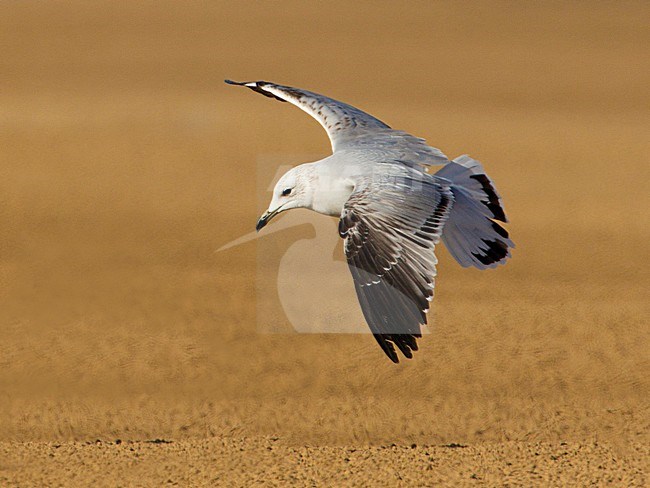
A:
<box><xmin>225</xmin><ymin>79</ymin><xmax>448</xmax><ymax>165</ymax></box>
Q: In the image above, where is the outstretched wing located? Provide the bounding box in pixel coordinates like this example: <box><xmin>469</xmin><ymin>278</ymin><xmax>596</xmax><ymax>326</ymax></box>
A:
<box><xmin>225</xmin><ymin>79</ymin><xmax>388</xmax><ymax>151</ymax></box>
<box><xmin>339</xmin><ymin>169</ymin><xmax>454</xmax><ymax>362</ymax></box>
<box><xmin>224</xmin><ymin>79</ymin><xmax>448</xmax><ymax>165</ymax></box>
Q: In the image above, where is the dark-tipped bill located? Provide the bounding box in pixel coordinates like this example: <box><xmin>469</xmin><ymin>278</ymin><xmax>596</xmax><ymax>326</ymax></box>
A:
<box><xmin>256</xmin><ymin>208</ymin><xmax>280</xmax><ymax>232</ymax></box>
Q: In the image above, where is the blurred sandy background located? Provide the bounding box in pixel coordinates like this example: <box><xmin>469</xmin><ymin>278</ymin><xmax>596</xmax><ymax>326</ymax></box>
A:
<box><xmin>0</xmin><ymin>1</ymin><xmax>648</xmax><ymax>485</ymax></box>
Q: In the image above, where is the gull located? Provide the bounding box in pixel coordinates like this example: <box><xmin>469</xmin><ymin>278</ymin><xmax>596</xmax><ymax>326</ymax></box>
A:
<box><xmin>226</xmin><ymin>79</ymin><xmax>514</xmax><ymax>363</ymax></box>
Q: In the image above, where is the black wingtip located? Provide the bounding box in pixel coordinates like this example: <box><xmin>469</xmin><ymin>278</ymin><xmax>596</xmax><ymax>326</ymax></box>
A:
<box><xmin>386</xmin><ymin>350</ymin><xmax>400</xmax><ymax>364</ymax></box>
<box><xmin>223</xmin><ymin>79</ymin><xmax>286</xmax><ymax>102</ymax></box>
<box><xmin>469</xmin><ymin>174</ymin><xmax>508</xmax><ymax>222</ymax></box>
<box><xmin>374</xmin><ymin>335</ymin><xmax>399</xmax><ymax>363</ymax></box>
<box><xmin>373</xmin><ymin>334</ymin><xmax>422</xmax><ymax>363</ymax></box>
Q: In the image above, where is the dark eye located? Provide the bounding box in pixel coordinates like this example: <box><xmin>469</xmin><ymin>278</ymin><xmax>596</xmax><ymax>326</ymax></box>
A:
<box><xmin>282</xmin><ymin>188</ymin><xmax>292</xmax><ymax>196</ymax></box>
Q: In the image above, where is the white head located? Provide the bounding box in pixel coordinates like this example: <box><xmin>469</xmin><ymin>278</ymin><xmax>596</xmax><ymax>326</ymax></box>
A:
<box><xmin>256</xmin><ymin>164</ymin><xmax>316</xmax><ymax>231</ymax></box>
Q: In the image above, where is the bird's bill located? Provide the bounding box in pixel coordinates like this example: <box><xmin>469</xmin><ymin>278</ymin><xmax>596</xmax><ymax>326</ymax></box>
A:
<box><xmin>256</xmin><ymin>207</ymin><xmax>281</xmax><ymax>232</ymax></box>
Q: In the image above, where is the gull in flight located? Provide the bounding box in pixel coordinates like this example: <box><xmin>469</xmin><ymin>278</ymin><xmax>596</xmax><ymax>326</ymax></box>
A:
<box><xmin>226</xmin><ymin>79</ymin><xmax>514</xmax><ymax>363</ymax></box>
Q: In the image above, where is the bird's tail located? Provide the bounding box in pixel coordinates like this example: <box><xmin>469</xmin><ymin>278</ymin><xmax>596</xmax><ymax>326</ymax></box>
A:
<box><xmin>435</xmin><ymin>155</ymin><xmax>514</xmax><ymax>269</ymax></box>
